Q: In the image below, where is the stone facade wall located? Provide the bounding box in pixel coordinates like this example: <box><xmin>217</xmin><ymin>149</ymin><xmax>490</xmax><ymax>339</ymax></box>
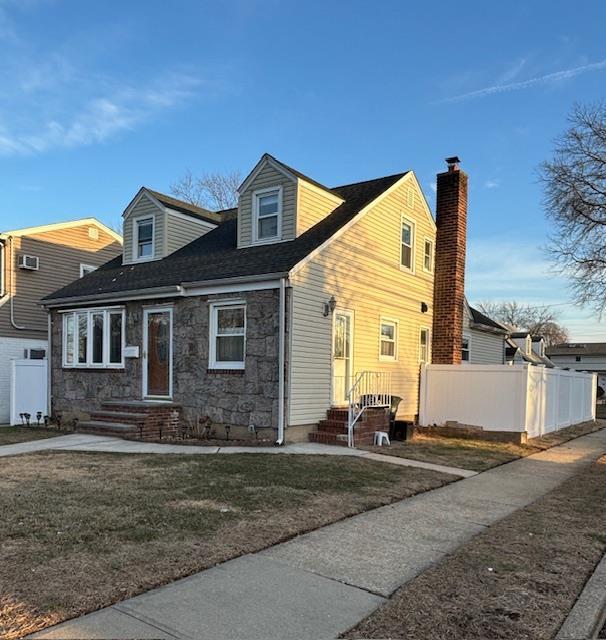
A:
<box><xmin>50</xmin><ymin>289</ymin><xmax>284</xmax><ymax>436</ymax></box>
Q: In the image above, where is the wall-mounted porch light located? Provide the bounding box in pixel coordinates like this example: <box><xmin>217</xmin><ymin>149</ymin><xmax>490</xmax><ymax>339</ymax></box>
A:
<box><xmin>323</xmin><ymin>296</ymin><xmax>337</xmax><ymax>317</ymax></box>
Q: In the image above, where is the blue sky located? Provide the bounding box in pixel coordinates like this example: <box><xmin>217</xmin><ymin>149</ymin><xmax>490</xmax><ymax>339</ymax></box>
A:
<box><xmin>1</xmin><ymin>0</ymin><xmax>605</xmax><ymax>339</ymax></box>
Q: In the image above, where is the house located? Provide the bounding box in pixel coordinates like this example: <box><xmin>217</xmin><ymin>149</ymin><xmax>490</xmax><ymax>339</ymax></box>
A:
<box><xmin>505</xmin><ymin>332</ymin><xmax>554</xmax><ymax>367</ymax></box>
<box><xmin>0</xmin><ymin>219</ymin><xmax>122</xmax><ymax>424</ymax></box>
<box><xmin>462</xmin><ymin>302</ymin><xmax>506</xmax><ymax>364</ymax></box>
<box><xmin>546</xmin><ymin>342</ymin><xmax>606</xmax><ymax>393</ymax></box>
<box><xmin>43</xmin><ymin>153</ymin><xmax>470</xmax><ymax>445</ymax></box>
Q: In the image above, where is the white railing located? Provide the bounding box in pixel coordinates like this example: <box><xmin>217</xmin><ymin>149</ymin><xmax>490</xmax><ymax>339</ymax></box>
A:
<box><xmin>346</xmin><ymin>371</ymin><xmax>392</xmax><ymax>447</ymax></box>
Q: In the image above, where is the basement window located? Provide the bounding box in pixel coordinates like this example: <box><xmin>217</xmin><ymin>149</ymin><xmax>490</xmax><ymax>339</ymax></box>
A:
<box><xmin>63</xmin><ymin>308</ymin><xmax>125</xmax><ymax>368</ymax></box>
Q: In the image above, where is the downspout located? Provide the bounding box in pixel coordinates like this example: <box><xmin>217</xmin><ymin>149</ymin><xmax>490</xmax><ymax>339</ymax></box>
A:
<box><xmin>275</xmin><ymin>277</ymin><xmax>286</xmax><ymax>445</ymax></box>
<box><xmin>47</xmin><ymin>312</ymin><xmax>52</xmax><ymax>418</ymax></box>
<box><xmin>8</xmin><ymin>235</ymin><xmax>28</xmax><ymax>330</ymax></box>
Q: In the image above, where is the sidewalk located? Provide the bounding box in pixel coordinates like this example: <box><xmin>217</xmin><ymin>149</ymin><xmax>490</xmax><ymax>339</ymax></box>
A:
<box><xmin>0</xmin><ymin>433</ymin><xmax>476</xmax><ymax>477</ymax></box>
<box><xmin>30</xmin><ymin>429</ymin><xmax>606</xmax><ymax>640</ymax></box>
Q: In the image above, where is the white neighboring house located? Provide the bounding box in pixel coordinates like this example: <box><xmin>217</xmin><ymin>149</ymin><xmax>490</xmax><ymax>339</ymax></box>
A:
<box><xmin>462</xmin><ymin>301</ymin><xmax>507</xmax><ymax>364</ymax></box>
<box><xmin>505</xmin><ymin>332</ymin><xmax>555</xmax><ymax>368</ymax></box>
<box><xmin>546</xmin><ymin>342</ymin><xmax>606</xmax><ymax>395</ymax></box>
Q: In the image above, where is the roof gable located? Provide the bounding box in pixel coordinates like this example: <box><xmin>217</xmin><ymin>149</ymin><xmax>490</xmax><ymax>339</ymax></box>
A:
<box><xmin>0</xmin><ymin>217</ymin><xmax>122</xmax><ymax>244</ymax></box>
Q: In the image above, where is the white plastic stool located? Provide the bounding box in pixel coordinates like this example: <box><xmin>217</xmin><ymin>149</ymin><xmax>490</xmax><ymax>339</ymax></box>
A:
<box><xmin>374</xmin><ymin>431</ymin><xmax>390</xmax><ymax>446</ymax></box>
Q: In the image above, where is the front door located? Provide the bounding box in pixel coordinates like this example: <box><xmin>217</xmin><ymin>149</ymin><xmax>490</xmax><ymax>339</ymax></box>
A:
<box><xmin>143</xmin><ymin>308</ymin><xmax>172</xmax><ymax>398</ymax></box>
<box><xmin>332</xmin><ymin>310</ymin><xmax>353</xmax><ymax>406</ymax></box>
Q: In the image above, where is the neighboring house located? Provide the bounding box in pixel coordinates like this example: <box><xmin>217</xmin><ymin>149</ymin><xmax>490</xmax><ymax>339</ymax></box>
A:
<box><xmin>547</xmin><ymin>342</ymin><xmax>606</xmax><ymax>393</ymax></box>
<box><xmin>44</xmin><ymin>153</ymin><xmax>473</xmax><ymax>444</ymax></box>
<box><xmin>462</xmin><ymin>301</ymin><xmax>506</xmax><ymax>364</ymax></box>
<box><xmin>505</xmin><ymin>332</ymin><xmax>554</xmax><ymax>367</ymax></box>
<box><xmin>0</xmin><ymin>219</ymin><xmax>122</xmax><ymax>423</ymax></box>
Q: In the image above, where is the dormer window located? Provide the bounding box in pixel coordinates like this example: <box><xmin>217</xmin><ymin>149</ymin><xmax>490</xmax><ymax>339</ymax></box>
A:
<box><xmin>134</xmin><ymin>216</ymin><xmax>154</xmax><ymax>260</ymax></box>
<box><xmin>253</xmin><ymin>187</ymin><xmax>282</xmax><ymax>243</ymax></box>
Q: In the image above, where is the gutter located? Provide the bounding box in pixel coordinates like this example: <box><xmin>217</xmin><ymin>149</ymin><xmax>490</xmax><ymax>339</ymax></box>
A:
<box><xmin>42</xmin><ymin>285</ymin><xmax>183</xmax><ymax>308</ymax></box>
<box><xmin>276</xmin><ymin>277</ymin><xmax>287</xmax><ymax>445</ymax></box>
<box><xmin>181</xmin><ymin>272</ymin><xmax>289</xmax><ymax>290</ymax></box>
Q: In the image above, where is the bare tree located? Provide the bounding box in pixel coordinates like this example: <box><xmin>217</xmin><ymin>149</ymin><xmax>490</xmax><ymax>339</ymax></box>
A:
<box><xmin>171</xmin><ymin>170</ymin><xmax>241</xmax><ymax>211</ymax></box>
<box><xmin>540</xmin><ymin>102</ymin><xmax>606</xmax><ymax>314</ymax></box>
<box><xmin>477</xmin><ymin>300</ymin><xmax>569</xmax><ymax>346</ymax></box>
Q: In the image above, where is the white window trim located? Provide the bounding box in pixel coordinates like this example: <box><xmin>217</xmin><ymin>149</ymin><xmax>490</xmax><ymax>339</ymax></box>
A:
<box><xmin>400</xmin><ymin>215</ymin><xmax>415</xmax><ymax>273</ymax></box>
<box><xmin>419</xmin><ymin>326</ymin><xmax>431</xmax><ymax>363</ymax></box>
<box><xmin>462</xmin><ymin>332</ymin><xmax>471</xmax><ymax>363</ymax></box>
<box><xmin>252</xmin><ymin>186</ymin><xmax>283</xmax><ymax>245</ymax></box>
<box><xmin>132</xmin><ymin>214</ymin><xmax>155</xmax><ymax>262</ymax></box>
<box><xmin>209</xmin><ymin>300</ymin><xmax>247</xmax><ymax>369</ymax></box>
<box><xmin>422</xmin><ymin>237</ymin><xmax>434</xmax><ymax>274</ymax></box>
<box><xmin>379</xmin><ymin>317</ymin><xmax>399</xmax><ymax>362</ymax></box>
<box><xmin>80</xmin><ymin>263</ymin><xmax>97</xmax><ymax>277</ymax></box>
<box><xmin>62</xmin><ymin>308</ymin><xmax>126</xmax><ymax>369</ymax></box>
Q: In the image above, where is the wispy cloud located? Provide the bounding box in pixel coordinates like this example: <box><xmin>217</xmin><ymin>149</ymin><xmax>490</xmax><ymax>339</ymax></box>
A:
<box><xmin>484</xmin><ymin>179</ymin><xmax>500</xmax><ymax>189</ymax></box>
<box><xmin>437</xmin><ymin>58</ymin><xmax>606</xmax><ymax>104</ymax></box>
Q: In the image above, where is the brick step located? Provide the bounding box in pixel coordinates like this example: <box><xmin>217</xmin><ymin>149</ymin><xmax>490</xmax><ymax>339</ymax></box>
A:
<box><xmin>316</xmin><ymin>421</ymin><xmax>347</xmax><ymax>434</ymax></box>
<box><xmin>77</xmin><ymin>420</ymin><xmax>138</xmax><ymax>435</ymax></box>
<box><xmin>89</xmin><ymin>410</ymin><xmax>147</xmax><ymax>423</ymax></box>
<box><xmin>308</xmin><ymin>431</ymin><xmax>349</xmax><ymax>446</ymax></box>
<box><xmin>326</xmin><ymin>408</ymin><xmax>349</xmax><ymax>421</ymax></box>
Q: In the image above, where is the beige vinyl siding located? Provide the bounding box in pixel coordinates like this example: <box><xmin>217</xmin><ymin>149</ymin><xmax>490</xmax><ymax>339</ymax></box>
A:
<box><xmin>297</xmin><ymin>181</ymin><xmax>342</xmax><ymax>235</ymax></box>
<box><xmin>288</xmin><ymin>174</ymin><xmax>436</xmax><ymax>426</ymax></box>
<box><xmin>165</xmin><ymin>211</ymin><xmax>214</xmax><ymax>256</ymax></box>
<box><xmin>123</xmin><ymin>196</ymin><xmax>164</xmax><ymax>264</ymax></box>
<box><xmin>0</xmin><ymin>225</ymin><xmax>122</xmax><ymax>340</ymax></box>
<box><xmin>238</xmin><ymin>163</ymin><xmax>296</xmax><ymax>247</ymax></box>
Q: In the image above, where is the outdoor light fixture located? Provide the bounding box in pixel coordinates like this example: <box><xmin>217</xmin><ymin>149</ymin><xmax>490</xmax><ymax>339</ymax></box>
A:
<box><xmin>323</xmin><ymin>296</ymin><xmax>337</xmax><ymax>317</ymax></box>
<box><xmin>421</xmin><ymin>302</ymin><xmax>428</xmax><ymax>313</ymax></box>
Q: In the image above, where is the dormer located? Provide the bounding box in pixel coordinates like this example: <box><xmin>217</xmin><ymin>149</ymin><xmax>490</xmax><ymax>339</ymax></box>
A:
<box><xmin>531</xmin><ymin>335</ymin><xmax>546</xmax><ymax>358</ymax></box>
<box><xmin>122</xmin><ymin>188</ymin><xmax>221</xmax><ymax>265</ymax></box>
<box><xmin>510</xmin><ymin>332</ymin><xmax>533</xmax><ymax>356</ymax></box>
<box><xmin>237</xmin><ymin>154</ymin><xmax>344</xmax><ymax>248</ymax></box>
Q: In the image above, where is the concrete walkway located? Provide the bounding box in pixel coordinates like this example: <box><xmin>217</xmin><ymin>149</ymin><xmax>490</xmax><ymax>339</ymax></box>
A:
<box><xmin>0</xmin><ymin>433</ymin><xmax>476</xmax><ymax>477</ymax></box>
<box><xmin>30</xmin><ymin>429</ymin><xmax>606</xmax><ymax>640</ymax></box>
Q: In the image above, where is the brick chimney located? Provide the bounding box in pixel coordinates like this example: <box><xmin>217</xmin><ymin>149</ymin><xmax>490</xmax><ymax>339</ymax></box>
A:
<box><xmin>431</xmin><ymin>156</ymin><xmax>468</xmax><ymax>365</ymax></box>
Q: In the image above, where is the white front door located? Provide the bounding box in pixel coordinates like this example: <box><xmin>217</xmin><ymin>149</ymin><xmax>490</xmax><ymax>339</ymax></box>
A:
<box><xmin>142</xmin><ymin>307</ymin><xmax>173</xmax><ymax>399</ymax></box>
<box><xmin>332</xmin><ymin>310</ymin><xmax>353</xmax><ymax>406</ymax></box>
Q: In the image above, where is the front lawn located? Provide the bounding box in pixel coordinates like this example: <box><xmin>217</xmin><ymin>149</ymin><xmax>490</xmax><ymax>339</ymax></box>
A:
<box><xmin>0</xmin><ymin>426</ymin><xmax>61</xmax><ymax>446</ymax></box>
<box><xmin>0</xmin><ymin>451</ymin><xmax>456</xmax><ymax>639</ymax></box>
<box><xmin>345</xmin><ymin>455</ymin><xmax>606</xmax><ymax>639</ymax></box>
<box><xmin>365</xmin><ymin>420</ymin><xmax>605</xmax><ymax>472</ymax></box>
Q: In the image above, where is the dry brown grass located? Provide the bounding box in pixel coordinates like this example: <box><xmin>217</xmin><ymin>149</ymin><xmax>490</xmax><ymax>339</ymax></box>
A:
<box><xmin>0</xmin><ymin>450</ymin><xmax>456</xmax><ymax>639</ymax></box>
<box><xmin>344</xmin><ymin>455</ymin><xmax>606</xmax><ymax>640</ymax></box>
<box><xmin>365</xmin><ymin>420</ymin><xmax>606</xmax><ymax>471</ymax></box>
<box><xmin>0</xmin><ymin>426</ymin><xmax>61</xmax><ymax>446</ymax></box>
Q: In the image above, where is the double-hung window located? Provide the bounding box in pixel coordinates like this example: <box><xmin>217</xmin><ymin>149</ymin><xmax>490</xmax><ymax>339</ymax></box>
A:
<box><xmin>401</xmin><ymin>218</ymin><xmax>414</xmax><ymax>271</ymax></box>
<box><xmin>379</xmin><ymin>318</ymin><xmax>398</xmax><ymax>361</ymax></box>
<box><xmin>253</xmin><ymin>187</ymin><xmax>281</xmax><ymax>242</ymax></box>
<box><xmin>461</xmin><ymin>334</ymin><xmax>471</xmax><ymax>362</ymax></box>
<box><xmin>63</xmin><ymin>308</ymin><xmax>125</xmax><ymax>368</ymax></box>
<box><xmin>135</xmin><ymin>217</ymin><xmax>154</xmax><ymax>259</ymax></box>
<box><xmin>423</xmin><ymin>238</ymin><xmax>434</xmax><ymax>273</ymax></box>
<box><xmin>419</xmin><ymin>327</ymin><xmax>430</xmax><ymax>363</ymax></box>
<box><xmin>209</xmin><ymin>302</ymin><xmax>246</xmax><ymax>369</ymax></box>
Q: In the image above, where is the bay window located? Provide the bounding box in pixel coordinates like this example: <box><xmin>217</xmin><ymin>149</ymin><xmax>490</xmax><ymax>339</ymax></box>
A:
<box><xmin>62</xmin><ymin>308</ymin><xmax>125</xmax><ymax>368</ymax></box>
<box><xmin>209</xmin><ymin>301</ymin><xmax>246</xmax><ymax>369</ymax></box>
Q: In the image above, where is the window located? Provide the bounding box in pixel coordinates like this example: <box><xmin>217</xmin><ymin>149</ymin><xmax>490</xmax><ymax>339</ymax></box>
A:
<box><xmin>379</xmin><ymin>318</ymin><xmax>398</xmax><ymax>361</ymax></box>
<box><xmin>576</xmin><ymin>355</ymin><xmax>582</xmax><ymax>362</ymax></box>
<box><xmin>0</xmin><ymin>242</ymin><xmax>4</xmax><ymax>296</ymax></box>
<box><xmin>62</xmin><ymin>308</ymin><xmax>125</xmax><ymax>368</ymax></box>
<box><xmin>420</xmin><ymin>328</ymin><xmax>430</xmax><ymax>363</ymax></box>
<box><xmin>209</xmin><ymin>302</ymin><xmax>246</xmax><ymax>369</ymax></box>
<box><xmin>253</xmin><ymin>187</ymin><xmax>281</xmax><ymax>242</ymax></box>
<box><xmin>134</xmin><ymin>217</ymin><xmax>154</xmax><ymax>260</ymax></box>
<box><xmin>80</xmin><ymin>263</ymin><xmax>96</xmax><ymax>277</ymax></box>
<box><xmin>462</xmin><ymin>334</ymin><xmax>470</xmax><ymax>362</ymax></box>
<box><xmin>423</xmin><ymin>238</ymin><xmax>434</xmax><ymax>273</ymax></box>
<box><xmin>400</xmin><ymin>218</ymin><xmax>414</xmax><ymax>271</ymax></box>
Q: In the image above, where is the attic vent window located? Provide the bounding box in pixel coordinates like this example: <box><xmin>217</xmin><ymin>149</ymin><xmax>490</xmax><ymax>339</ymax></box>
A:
<box><xmin>88</xmin><ymin>226</ymin><xmax>99</xmax><ymax>240</ymax></box>
<box><xmin>135</xmin><ymin>217</ymin><xmax>154</xmax><ymax>260</ymax></box>
<box><xmin>253</xmin><ymin>187</ymin><xmax>282</xmax><ymax>242</ymax></box>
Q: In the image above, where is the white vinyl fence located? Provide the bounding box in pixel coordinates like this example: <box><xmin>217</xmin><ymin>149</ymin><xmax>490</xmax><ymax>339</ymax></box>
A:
<box><xmin>9</xmin><ymin>359</ymin><xmax>48</xmax><ymax>426</ymax></box>
<box><xmin>419</xmin><ymin>364</ymin><xmax>596</xmax><ymax>438</ymax></box>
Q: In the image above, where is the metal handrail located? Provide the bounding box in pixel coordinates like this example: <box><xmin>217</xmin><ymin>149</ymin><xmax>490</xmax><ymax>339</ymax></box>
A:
<box><xmin>346</xmin><ymin>371</ymin><xmax>392</xmax><ymax>447</ymax></box>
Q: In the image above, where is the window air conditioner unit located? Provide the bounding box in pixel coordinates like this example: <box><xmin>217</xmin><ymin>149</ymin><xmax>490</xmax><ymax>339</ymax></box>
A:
<box><xmin>24</xmin><ymin>348</ymin><xmax>46</xmax><ymax>360</ymax></box>
<box><xmin>18</xmin><ymin>254</ymin><xmax>39</xmax><ymax>270</ymax></box>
